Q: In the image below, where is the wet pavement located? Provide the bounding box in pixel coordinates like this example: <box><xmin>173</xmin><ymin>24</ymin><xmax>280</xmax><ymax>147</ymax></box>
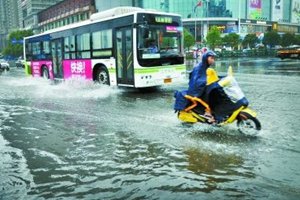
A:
<box><xmin>0</xmin><ymin>57</ymin><xmax>300</xmax><ymax>199</ymax></box>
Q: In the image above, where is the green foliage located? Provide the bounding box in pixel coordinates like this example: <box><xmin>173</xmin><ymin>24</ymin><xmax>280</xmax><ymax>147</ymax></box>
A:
<box><xmin>183</xmin><ymin>28</ymin><xmax>195</xmax><ymax>49</ymax></box>
<box><xmin>3</xmin><ymin>30</ymin><xmax>33</xmax><ymax>57</ymax></box>
<box><xmin>161</xmin><ymin>37</ymin><xmax>175</xmax><ymax>48</ymax></box>
<box><xmin>295</xmin><ymin>35</ymin><xmax>300</xmax><ymax>45</ymax></box>
<box><xmin>206</xmin><ymin>26</ymin><xmax>222</xmax><ymax>50</ymax></box>
<box><xmin>262</xmin><ymin>31</ymin><xmax>280</xmax><ymax>47</ymax></box>
<box><xmin>242</xmin><ymin>34</ymin><xmax>258</xmax><ymax>49</ymax></box>
<box><xmin>281</xmin><ymin>33</ymin><xmax>296</xmax><ymax>47</ymax></box>
<box><xmin>222</xmin><ymin>33</ymin><xmax>240</xmax><ymax>50</ymax></box>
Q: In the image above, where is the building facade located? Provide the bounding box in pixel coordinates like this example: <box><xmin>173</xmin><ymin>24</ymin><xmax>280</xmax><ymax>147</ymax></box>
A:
<box><xmin>18</xmin><ymin>0</ymin><xmax>64</xmax><ymax>32</ymax></box>
<box><xmin>35</xmin><ymin>0</ymin><xmax>300</xmax><ymax>40</ymax></box>
<box><xmin>139</xmin><ymin>0</ymin><xmax>300</xmax><ymax>41</ymax></box>
<box><xmin>38</xmin><ymin>0</ymin><xmax>96</xmax><ymax>32</ymax></box>
<box><xmin>95</xmin><ymin>0</ymin><xmax>134</xmax><ymax>12</ymax></box>
<box><xmin>0</xmin><ymin>0</ymin><xmax>19</xmax><ymax>50</ymax></box>
<box><xmin>38</xmin><ymin>0</ymin><xmax>136</xmax><ymax>33</ymax></box>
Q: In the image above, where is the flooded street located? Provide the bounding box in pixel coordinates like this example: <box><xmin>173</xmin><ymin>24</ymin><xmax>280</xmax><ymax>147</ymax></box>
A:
<box><xmin>1</xmin><ymin>57</ymin><xmax>300</xmax><ymax>199</ymax></box>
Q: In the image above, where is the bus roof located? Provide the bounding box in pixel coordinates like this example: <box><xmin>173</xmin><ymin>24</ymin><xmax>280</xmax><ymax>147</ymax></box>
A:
<box><xmin>25</xmin><ymin>7</ymin><xmax>181</xmax><ymax>40</ymax></box>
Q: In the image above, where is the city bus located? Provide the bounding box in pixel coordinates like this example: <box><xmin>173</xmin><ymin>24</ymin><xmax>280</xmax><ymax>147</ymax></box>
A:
<box><xmin>24</xmin><ymin>7</ymin><xmax>186</xmax><ymax>88</ymax></box>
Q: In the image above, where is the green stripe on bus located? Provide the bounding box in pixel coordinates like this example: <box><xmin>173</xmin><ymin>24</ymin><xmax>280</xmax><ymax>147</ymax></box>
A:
<box><xmin>175</xmin><ymin>65</ymin><xmax>186</xmax><ymax>70</ymax></box>
<box><xmin>108</xmin><ymin>65</ymin><xmax>185</xmax><ymax>74</ymax></box>
<box><xmin>135</xmin><ymin>65</ymin><xmax>186</xmax><ymax>74</ymax></box>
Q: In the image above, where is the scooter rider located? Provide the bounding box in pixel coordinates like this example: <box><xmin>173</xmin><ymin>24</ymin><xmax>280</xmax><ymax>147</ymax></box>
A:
<box><xmin>188</xmin><ymin>50</ymin><xmax>216</xmax><ymax>97</ymax></box>
<box><xmin>173</xmin><ymin>50</ymin><xmax>216</xmax><ymax>121</ymax></box>
<box><xmin>187</xmin><ymin>50</ymin><xmax>216</xmax><ymax>121</ymax></box>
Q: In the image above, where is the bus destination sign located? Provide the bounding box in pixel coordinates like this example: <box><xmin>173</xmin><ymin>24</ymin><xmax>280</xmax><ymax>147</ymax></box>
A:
<box><xmin>155</xmin><ymin>16</ymin><xmax>172</xmax><ymax>24</ymax></box>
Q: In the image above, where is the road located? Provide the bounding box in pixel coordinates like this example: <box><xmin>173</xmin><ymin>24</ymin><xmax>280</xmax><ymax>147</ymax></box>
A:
<box><xmin>0</xmin><ymin>57</ymin><xmax>300</xmax><ymax>199</ymax></box>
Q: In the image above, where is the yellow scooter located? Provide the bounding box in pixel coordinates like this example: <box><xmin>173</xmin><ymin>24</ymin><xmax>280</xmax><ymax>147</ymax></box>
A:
<box><xmin>177</xmin><ymin>67</ymin><xmax>261</xmax><ymax>135</ymax></box>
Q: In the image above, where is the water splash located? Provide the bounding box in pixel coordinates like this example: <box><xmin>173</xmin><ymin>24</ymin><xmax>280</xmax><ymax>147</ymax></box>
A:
<box><xmin>1</xmin><ymin>76</ymin><xmax>121</xmax><ymax>100</ymax></box>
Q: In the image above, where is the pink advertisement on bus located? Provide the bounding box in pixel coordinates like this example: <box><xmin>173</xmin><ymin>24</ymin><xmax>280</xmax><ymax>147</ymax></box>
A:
<box><xmin>63</xmin><ymin>59</ymin><xmax>93</xmax><ymax>80</ymax></box>
<box><xmin>31</xmin><ymin>61</ymin><xmax>53</xmax><ymax>79</ymax></box>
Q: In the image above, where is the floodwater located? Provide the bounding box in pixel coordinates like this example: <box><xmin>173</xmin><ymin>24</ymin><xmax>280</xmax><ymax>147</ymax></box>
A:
<box><xmin>0</xmin><ymin>57</ymin><xmax>300</xmax><ymax>199</ymax></box>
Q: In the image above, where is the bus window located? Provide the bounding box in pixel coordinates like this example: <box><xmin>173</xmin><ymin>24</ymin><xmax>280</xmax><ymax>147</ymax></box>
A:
<box><xmin>64</xmin><ymin>37</ymin><xmax>70</xmax><ymax>59</ymax></box>
<box><xmin>92</xmin><ymin>29</ymin><xmax>112</xmax><ymax>57</ymax></box>
<box><xmin>76</xmin><ymin>33</ymin><xmax>90</xmax><ymax>59</ymax></box>
<box><xmin>64</xmin><ymin>36</ymin><xmax>76</xmax><ymax>59</ymax></box>
<box><xmin>32</xmin><ymin>42</ymin><xmax>43</xmax><ymax>60</ymax></box>
<box><xmin>138</xmin><ymin>25</ymin><xmax>183</xmax><ymax>60</ymax></box>
<box><xmin>25</xmin><ymin>43</ymin><xmax>33</xmax><ymax>60</ymax></box>
<box><xmin>42</xmin><ymin>41</ymin><xmax>51</xmax><ymax>59</ymax></box>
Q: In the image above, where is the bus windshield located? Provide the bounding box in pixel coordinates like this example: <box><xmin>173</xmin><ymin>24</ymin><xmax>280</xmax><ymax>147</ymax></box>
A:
<box><xmin>137</xmin><ymin>24</ymin><xmax>184</xmax><ymax>67</ymax></box>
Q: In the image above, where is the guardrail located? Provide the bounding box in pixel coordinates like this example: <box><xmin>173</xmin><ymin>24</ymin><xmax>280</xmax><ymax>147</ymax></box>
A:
<box><xmin>185</xmin><ymin>49</ymin><xmax>277</xmax><ymax>59</ymax></box>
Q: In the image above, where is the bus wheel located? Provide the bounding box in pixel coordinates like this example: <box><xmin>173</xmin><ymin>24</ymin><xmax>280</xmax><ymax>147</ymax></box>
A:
<box><xmin>96</xmin><ymin>67</ymin><xmax>109</xmax><ymax>85</ymax></box>
<box><xmin>42</xmin><ymin>67</ymin><xmax>49</xmax><ymax>79</ymax></box>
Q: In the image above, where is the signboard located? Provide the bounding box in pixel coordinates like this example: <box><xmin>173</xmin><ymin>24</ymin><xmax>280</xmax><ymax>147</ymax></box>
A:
<box><xmin>11</xmin><ymin>38</ymin><xmax>23</xmax><ymax>44</ymax></box>
<box><xmin>225</xmin><ymin>23</ymin><xmax>237</xmax><ymax>33</ymax></box>
<box><xmin>249</xmin><ymin>0</ymin><xmax>262</xmax><ymax>19</ymax></box>
<box><xmin>166</xmin><ymin>26</ymin><xmax>183</xmax><ymax>33</ymax></box>
<box><xmin>155</xmin><ymin>16</ymin><xmax>172</xmax><ymax>24</ymax></box>
<box><xmin>272</xmin><ymin>0</ymin><xmax>283</xmax><ymax>21</ymax></box>
<box><xmin>291</xmin><ymin>0</ymin><xmax>300</xmax><ymax>23</ymax></box>
<box><xmin>63</xmin><ymin>60</ymin><xmax>92</xmax><ymax>79</ymax></box>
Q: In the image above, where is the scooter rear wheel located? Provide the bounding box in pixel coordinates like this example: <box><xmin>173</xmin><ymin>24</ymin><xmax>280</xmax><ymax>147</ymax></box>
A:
<box><xmin>237</xmin><ymin>114</ymin><xmax>261</xmax><ymax>136</ymax></box>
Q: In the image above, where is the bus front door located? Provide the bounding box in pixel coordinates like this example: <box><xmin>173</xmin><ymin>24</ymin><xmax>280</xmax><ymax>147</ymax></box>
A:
<box><xmin>51</xmin><ymin>39</ymin><xmax>63</xmax><ymax>79</ymax></box>
<box><xmin>116</xmin><ymin>27</ymin><xmax>134</xmax><ymax>86</ymax></box>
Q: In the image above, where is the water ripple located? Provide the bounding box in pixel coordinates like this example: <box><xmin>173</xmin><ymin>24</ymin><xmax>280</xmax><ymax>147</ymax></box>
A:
<box><xmin>0</xmin><ymin>135</ymin><xmax>34</xmax><ymax>199</ymax></box>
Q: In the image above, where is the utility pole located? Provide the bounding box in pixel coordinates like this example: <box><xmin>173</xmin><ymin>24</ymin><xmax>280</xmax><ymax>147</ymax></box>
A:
<box><xmin>206</xmin><ymin>0</ymin><xmax>209</xmax><ymax>40</ymax></box>
<box><xmin>238</xmin><ymin>0</ymin><xmax>241</xmax><ymax>50</ymax></box>
<box><xmin>238</xmin><ymin>0</ymin><xmax>241</xmax><ymax>34</ymax></box>
<box><xmin>195</xmin><ymin>12</ymin><xmax>197</xmax><ymax>41</ymax></box>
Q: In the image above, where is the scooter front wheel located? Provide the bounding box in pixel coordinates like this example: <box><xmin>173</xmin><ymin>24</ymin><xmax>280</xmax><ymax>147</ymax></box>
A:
<box><xmin>237</xmin><ymin>114</ymin><xmax>261</xmax><ymax>136</ymax></box>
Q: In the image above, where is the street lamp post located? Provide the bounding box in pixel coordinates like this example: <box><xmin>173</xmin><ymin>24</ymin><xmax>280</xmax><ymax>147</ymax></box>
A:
<box><xmin>206</xmin><ymin>0</ymin><xmax>209</xmax><ymax>40</ymax></box>
<box><xmin>238</xmin><ymin>0</ymin><xmax>242</xmax><ymax>50</ymax></box>
<box><xmin>195</xmin><ymin>13</ymin><xmax>197</xmax><ymax>41</ymax></box>
<box><xmin>238</xmin><ymin>0</ymin><xmax>241</xmax><ymax>34</ymax></box>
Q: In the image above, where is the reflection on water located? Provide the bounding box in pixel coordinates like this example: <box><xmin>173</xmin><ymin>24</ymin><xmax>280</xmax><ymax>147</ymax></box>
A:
<box><xmin>186</xmin><ymin>148</ymin><xmax>244</xmax><ymax>175</ymax></box>
<box><xmin>184</xmin><ymin>147</ymin><xmax>252</xmax><ymax>194</ymax></box>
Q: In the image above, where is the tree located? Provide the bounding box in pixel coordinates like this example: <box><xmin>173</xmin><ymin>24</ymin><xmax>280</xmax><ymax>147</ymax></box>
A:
<box><xmin>222</xmin><ymin>33</ymin><xmax>240</xmax><ymax>50</ymax></box>
<box><xmin>3</xmin><ymin>30</ymin><xmax>33</xmax><ymax>58</ymax></box>
<box><xmin>262</xmin><ymin>31</ymin><xmax>280</xmax><ymax>48</ymax></box>
<box><xmin>206</xmin><ymin>26</ymin><xmax>222</xmax><ymax>50</ymax></box>
<box><xmin>295</xmin><ymin>35</ymin><xmax>300</xmax><ymax>45</ymax></box>
<box><xmin>162</xmin><ymin>37</ymin><xmax>175</xmax><ymax>48</ymax></box>
<box><xmin>242</xmin><ymin>34</ymin><xmax>258</xmax><ymax>49</ymax></box>
<box><xmin>183</xmin><ymin>28</ymin><xmax>195</xmax><ymax>50</ymax></box>
<box><xmin>281</xmin><ymin>33</ymin><xmax>296</xmax><ymax>47</ymax></box>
